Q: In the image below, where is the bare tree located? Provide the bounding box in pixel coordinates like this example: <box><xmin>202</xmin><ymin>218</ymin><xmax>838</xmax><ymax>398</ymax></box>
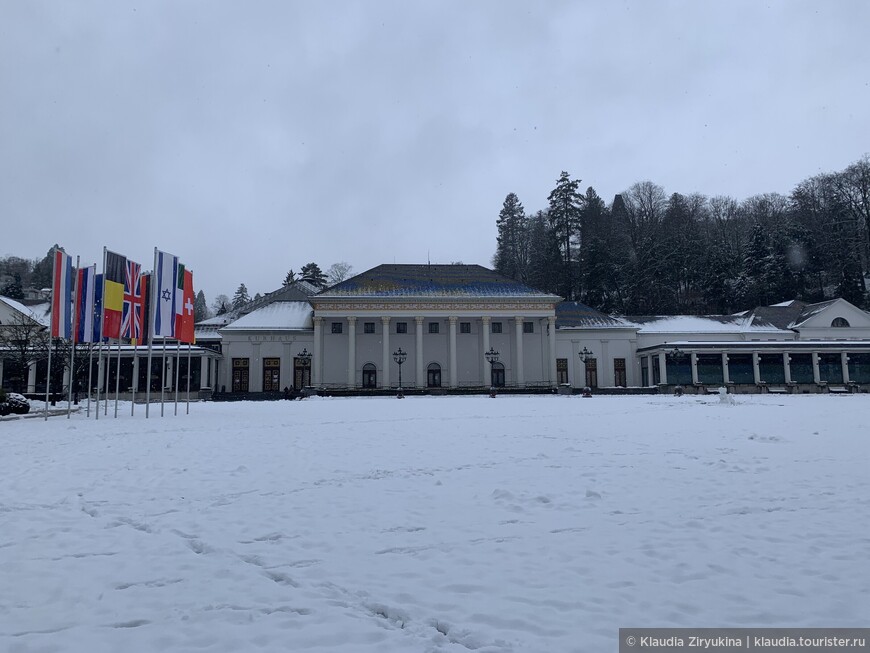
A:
<box><xmin>0</xmin><ymin>311</ymin><xmax>49</xmax><ymax>392</ymax></box>
<box><xmin>326</xmin><ymin>262</ymin><xmax>353</xmax><ymax>286</ymax></box>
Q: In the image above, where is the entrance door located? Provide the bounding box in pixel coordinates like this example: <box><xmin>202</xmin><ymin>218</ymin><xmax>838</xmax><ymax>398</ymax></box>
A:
<box><xmin>491</xmin><ymin>362</ymin><xmax>505</xmax><ymax>387</ymax></box>
<box><xmin>362</xmin><ymin>363</ymin><xmax>377</xmax><ymax>388</ymax></box>
<box><xmin>263</xmin><ymin>358</ymin><xmax>280</xmax><ymax>392</ymax></box>
<box><xmin>427</xmin><ymin>363</ymin><xmax>441</xmax><ymax>388</ymax></box>
<box><xmin>293</xmin><ymin>358</ymin><xmax>311</xmax><ymax>390</ymax></box>
<box><xmin>232</xmin><ymin>358</ymin><xmax>249</xmax><ymax>392</ymax></box>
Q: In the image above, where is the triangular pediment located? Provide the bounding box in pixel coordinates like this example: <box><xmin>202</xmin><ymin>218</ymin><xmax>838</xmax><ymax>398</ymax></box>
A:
<box><xmin>791</xmin><ymin>298</ymin><xmax>870</xmax><ymax>329</ymax></box>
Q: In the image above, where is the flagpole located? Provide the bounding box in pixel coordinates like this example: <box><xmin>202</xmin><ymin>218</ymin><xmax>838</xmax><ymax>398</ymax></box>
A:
<box><xmin>45</xmin><ymin>248</ymin><xmax>59</xmax><ymax>421</ymax></box>
<box><xmin>186</xmin><ymin>344</ymin><xmax>192</xmax><ymax>415</ymax></box>
<box><xmin>160</xmin><ymin>337</ymin><xmax>167</xmax><ymax>416</ymax></box>
<box><xmin>104</xmin><ymin>339</ymin><xmax>110</xmax><ymax>416</ymax></box>
<box><xmin>146</xmin><ymin>248</ymin><xmax>157</xmax><ymax>418</ymax></box>
<box><xmin>86</xmin><ymin>343</ymin><xmax>93</xmax><ymax>418</ymax></box>
<box><xmin>174</xmin><ymin>341</ymin><xmax>181</xmax><ymax>415</ymax></box>
<box><xmin>95</xmin><ymin>339</ymin><xmax>102</xmax><ymax>420</ymax></box>
<box><xmin>131</xmin><ymin>341</ymin><xmax>137</xmax><ymax>417</ymax></box>
<box><xmin>67</xmin><ymin>255</ymin><xmax>80</xmax><ymax>418</ymax></box>
<box><xmin>113</xmin><ymin>338</ymin><xmax>121</xmax><ymax>418</ymax></box>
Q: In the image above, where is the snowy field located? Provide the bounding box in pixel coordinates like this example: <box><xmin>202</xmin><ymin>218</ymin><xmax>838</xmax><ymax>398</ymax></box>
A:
<box><xmin>2</xmin><ymin>394</ymin><xmax>868</xmax><ymax>652</ymax></box>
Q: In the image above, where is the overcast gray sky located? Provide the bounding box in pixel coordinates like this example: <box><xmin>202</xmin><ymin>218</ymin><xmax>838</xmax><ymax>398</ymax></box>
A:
<box><xmin>2</xmin><ymin>1</ymin><xmax>868</xmax><ymax>301</ymax></box>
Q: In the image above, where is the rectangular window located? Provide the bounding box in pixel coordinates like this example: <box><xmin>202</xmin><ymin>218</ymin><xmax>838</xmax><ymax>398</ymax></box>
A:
<box><xmin>429</xmin><ymin>322</ymin><xmax>440</xmax><ymax>334</ymax></box>
<box><xmin>396</xmin><ymin>322</ymin><xmax>407</xmax><ymax>334</ymax></box>
<box><xmin>364</xmin><ymin>322</ymin><xmax>375</xmax><ymax>334</ymax></box>
<box><xmin>460</xmin><ymin>322</ymin><xmax>471</xmax><ymax>334</ymax></box>
<box><xmin>557</xmin><ymin>358</ymin><xmax>568</xmax><ymax>384</ymax></box>
<box><xmin>331</xmin><ymin>322</ymin><xmax>342</xmax><ymax>334</ymax></box>
<box><xmin>491</xmin><ymin>322</ymin><xmax>502</xmax><ymax>334</ymax></box>
<box><xmin>614</xmin><ymin>358</ymin><xmax>626</xmax><ymax>387</ymax></box>
<box><xmin>523</xmin><ymin>321</ymin><xmax>534</xmax><ymax>334</ymax></box>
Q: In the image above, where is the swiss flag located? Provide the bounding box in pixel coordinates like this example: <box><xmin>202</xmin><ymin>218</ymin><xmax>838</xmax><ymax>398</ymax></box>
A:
<box><xmin>175</xmin><ymin>268</ymin><xmax>196</xmax><ymax>344</ymax></box>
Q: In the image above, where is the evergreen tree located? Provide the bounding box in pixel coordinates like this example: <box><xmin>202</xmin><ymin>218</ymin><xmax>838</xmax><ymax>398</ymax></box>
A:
<box><xmin>1</xmin><ymin>272</ymin><xmax>24</xmax><ymax>300</ymax></box>
<box><xmin>212</xmin><ymin>294</ymin><xmax>231</xmax><ymax>316</ymax></box>
<box><xmin>231</xmin><ymin>284</ymin><xmax>250</xmax><ymax>310</ymax></box>
<box><xmin>525</xmin><ymin>211</ymin><xmax>561</xmax><ymax>295</ymax></box>
<box><xmin>31</xmin><ymin>245</ymin><xmax>62</xmax><ymax>289</ymax></box>
<box><xmin>193</xmin><ymin>290</ymin><xmax>210</xmax><ymax>322</ymax></box>
<box><xmin>493</xmin><ymin>192</ymin><xmax>528</xmax><ymax>281</ymax></box>
<box><xmin>300</xmin><ymin>263</ymin><xmax>327</xmax><ymax>288</ymax></box>
<box><xmin>547</xmin><ymin>172</ymin><xmax>584</xmax><ymax>299</ymax></box>
<box><xmin>283</xmin><ymin>269</ymin><xmax>296</xmax><ymax>286</ymax></box>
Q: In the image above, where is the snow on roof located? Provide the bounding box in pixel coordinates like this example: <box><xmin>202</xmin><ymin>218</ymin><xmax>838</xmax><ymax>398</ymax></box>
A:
<box><xmin>0</xmin><ymin>296</ymin><xmax>50</xmax><ymax>327</ymax></box>
<box><xmin>221</xmin><ymin>301</ymin><xmax>313</xmax><ymax>331</ymax></box>
<box><xmin>627</xmin><ymin>314</ymin><xmax>783</xmax><ymax>333</ymax></box>
<box><xmin>556</xmin><ymin>302</ymin><xmax>633</xmax><ymax>329</ymax></box>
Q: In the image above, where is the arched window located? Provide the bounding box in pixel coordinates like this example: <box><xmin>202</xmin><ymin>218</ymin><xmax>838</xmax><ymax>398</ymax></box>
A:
<box><xmin>831</xmin><ymin>317</ymin><xmax>850</xmax><ymax>328</ymax></box>
<box><xmin>427</xmin><ymin>363</ymin><xmax>441</xmax><ymax>388</ymax></box>
<box><xmin>490</xmin><ymin>362</ymin><xmax>505</xmax><ymax>388</ymax></box>
<box><xmin>362</xmin><ymin>363</ymin><xmax>377</xmax><ymax>388</ymax></box>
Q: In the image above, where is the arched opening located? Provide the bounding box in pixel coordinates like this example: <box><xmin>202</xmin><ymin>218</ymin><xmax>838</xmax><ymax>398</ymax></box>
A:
<box><xmin>831</xmin><ymin>317</ymin><xmax>850</xmax><ymax>328</ymax></box>
<box><xmin>490</xmin><ymin>362</ymin><xmax>505</xmax><ymax>388</ymax></box>
<box><xmin>427</xmin><ymin>362</ymin><xmax>441</xmax><ymax>388</ymax></box>
<box><xmin>362</xmin><ymin>363</ymin><xmax>377</xmax><ymax>388</ymax></box>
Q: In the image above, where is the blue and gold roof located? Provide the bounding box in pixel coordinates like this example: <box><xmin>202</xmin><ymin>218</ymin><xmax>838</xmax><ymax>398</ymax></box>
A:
<box><xmin>317</xmin><ymin>265</ymin><xmax>560</xmax><ymax>299</ymax></box>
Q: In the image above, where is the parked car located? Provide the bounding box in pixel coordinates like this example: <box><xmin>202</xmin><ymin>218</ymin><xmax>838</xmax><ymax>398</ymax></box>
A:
<box><xmin>1</xmin><ymin>392</ymin><xmax>31</xmax><ymax>415</ymax></box>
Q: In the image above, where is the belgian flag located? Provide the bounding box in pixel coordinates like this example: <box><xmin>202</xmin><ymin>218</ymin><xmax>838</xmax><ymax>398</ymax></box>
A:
<box><xmin>102</xmin><ymin>250</ymin><xmax>126</xmax><ymax>339</ymax></box>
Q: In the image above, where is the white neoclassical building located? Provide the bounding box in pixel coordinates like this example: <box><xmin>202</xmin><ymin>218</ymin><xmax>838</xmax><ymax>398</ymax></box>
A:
<box><xmin>6</xmin><ymin>265</ymin><xmax>869</xmax><ymax>396</ymax></box>
<box><xmin>213</xmin><ymin>265</ymin><xmax>870</xmax><ymax>395</ymax></box>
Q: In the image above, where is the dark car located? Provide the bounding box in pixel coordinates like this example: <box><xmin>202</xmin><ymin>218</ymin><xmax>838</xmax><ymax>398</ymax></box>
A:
<box><xmin>1</xmin><ymin>392</ymin><xmax>31</xmax><ymax>415</ymax></box>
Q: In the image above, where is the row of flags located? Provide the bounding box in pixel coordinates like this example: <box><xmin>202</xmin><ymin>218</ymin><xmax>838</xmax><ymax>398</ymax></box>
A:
<box><xmin>50</xmin><ymin>248</ymin><xmax>196</xmax><ymax>346</ymax></box>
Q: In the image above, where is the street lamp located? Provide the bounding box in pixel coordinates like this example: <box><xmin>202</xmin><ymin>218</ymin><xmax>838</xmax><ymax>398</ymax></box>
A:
<box><xmin>393</xmin><ymin>347</ymin><xmax>407</xmax><ymax>398</ymax></box>
<box><xmin>667</xmin><ymin>347</ymin><xmax>686</xmax><ymax>362</ymax></box>
<box><xmin>579</xmin><ymin>347</ymin><xmax>594</xmax><ymax>397</ymax></box>
<box><xmin>297</xmin><ymin>348</ymin><xmax>312</xmax><ymax>390</ymax></box>
<box><xmin>485</xmin><ymin>347</ymin><xmax>500</xmax><ymax>398</ymax></box>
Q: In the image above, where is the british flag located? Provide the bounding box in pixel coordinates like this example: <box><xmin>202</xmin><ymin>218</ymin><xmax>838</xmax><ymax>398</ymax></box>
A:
<box><xmin>121</xmin><ymin>259</ymin><xmax>144</xmax><ymax>344</ymax></box>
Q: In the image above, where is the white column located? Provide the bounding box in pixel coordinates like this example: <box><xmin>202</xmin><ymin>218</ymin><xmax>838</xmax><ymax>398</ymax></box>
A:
<box><xmin>658</xmin><ymin>353</ymin><xmax>668</xmax><ymax>385</ymax></box>
<box><xmin>752</xmin><ymin>352</ymin><xmax>761</xmax><ymax>384</ymax></box>
<box><xmin>62</xmin><ymin>366</ymin><xmax>71</xmax><ymax>393</ymax></box>
<box><xmin>690</xmin><ymin>352</ymin><xmax>699</xmax><ymax>385</ymax></box>
<box><xmin>27</xmin><ymin>361</ymin><xmax>37</xmax><ymax>393</ymax></box>
<box><xmin>313</xmin><ymin>317</ymin><xmax>323</xmax><ymax>386</ymax></box>
<box><xmin>251</xmin><ymin>342</ymin><xmax>261</xmax><ymax>392</ymax></box>
<box><xmin>812</xmin><ymin>352</ymin><xmax>821</xmax><ymax>384</ymax></box>
<box><xmin>514</xmin><ymin>316</ymin><xmax>525</xmax><ymax>387</ymax></box>
<box><xmin>381</xmin><ymin>316</ymin><xmax>391</xmax><ymax>388</ymax></box>
<box><xmin>415</xmin><ymin>317</ymin><xmax>424</xmax><ymax>388</ymax></box>
<box><xmin>601</xmin><ymin>339</ymin><xmax>610</xmax><ymax>386</ymax></box>
<box><xmin>200</xmin><ymin>354</ymin><xmax>208</xmax><ymax>389</ymax></box>
<box><xmin>783</xmin><ymin>353</ymin><xmax>792</xmax><ymax>384</ymax></box>
<box><xmin>132</xmin><ymin>355</ymin><xmax>140</xmax><ymax>392</ymax></box>
<box><xmin>166</xmin><ymin>355</ymin><xmax>174</xmax><ymax>391</ymax></box>
<box><xmin>721</xmin><ymin>352</ymin><xmax>730</xmax><ymax>384</ymax></box>
<box><xmin>842</xmin><ymin>352</ymin><xmax>850</xmax><ymax>384</ymax></box>
<box><xmin>448</xmin><ymin>316</ymin><xmax>458</xmax><ymax>388</ymax></box>
<box><xmin>481</xmin><ymin>316</ymin><xmax>491</xmax><ymax>386</ymax></box>
<box><xmin>646</xmin><ymin>355</ymin><xmax>653</xmax><ymax>386</ymax></box>
<box><xmin>347</xmin><ymin>317</ymin><xmax>357</xmax><ymax>388</ymax></box>
<box><xmin>548</xmin><ymin>316</ymin><xmax>557</xmax><ymax>387</ymax></box>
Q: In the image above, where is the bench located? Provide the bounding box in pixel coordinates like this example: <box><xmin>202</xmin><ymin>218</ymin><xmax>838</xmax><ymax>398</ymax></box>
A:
<box><xmin>766</xmin><ymin>386</ymin><xmax>788</xmax><ymax>394</ymax></box>
<box><xmin>828</xmin><ymin>386</ymin><xmax>850</xmax><ymax>394</ymax></box>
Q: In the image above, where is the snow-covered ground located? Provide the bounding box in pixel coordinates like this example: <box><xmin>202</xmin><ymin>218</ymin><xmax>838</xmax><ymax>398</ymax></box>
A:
<box><xmin>2</xmin><ymin>394</ymin><xmax>868</xmax><ymax>652</ymax></box>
